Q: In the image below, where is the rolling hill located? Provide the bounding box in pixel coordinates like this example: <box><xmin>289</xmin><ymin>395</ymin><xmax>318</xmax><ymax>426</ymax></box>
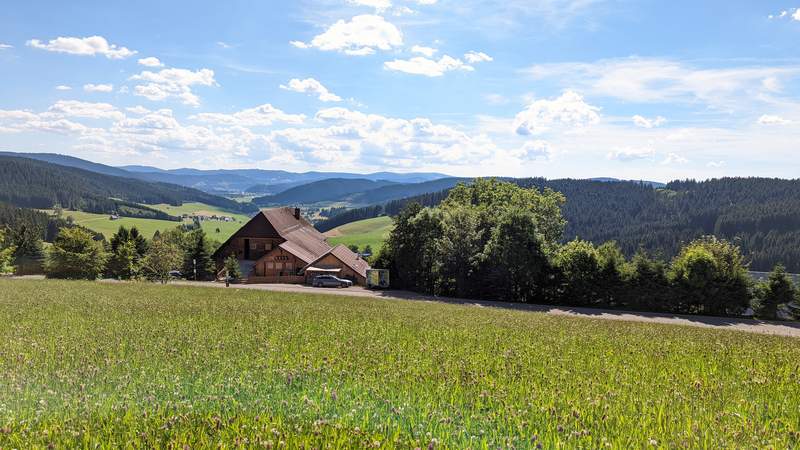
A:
<box><xmin>254</xmin><ymin>178</ymin><xmax>399</xmax><ymax>205</ymax></box>
<box><xmin>0</xmin><ymin>155</ymin><xmax>256</xmax><ymax>217</ymax></box>
<box><xmin>324</xmin><ymin>216</ymin><xmax>394</xmax><ymax>254</ymax></box>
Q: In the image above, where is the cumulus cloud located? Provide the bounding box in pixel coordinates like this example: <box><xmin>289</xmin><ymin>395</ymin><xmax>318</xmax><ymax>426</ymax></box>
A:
<box><xmin>138</xmin><ymin>57</ymin><xmax>164</xmax><ymax>67</ymax></box>
<box><xmin>47</xmin><ymin>100</ymin><xmax>125</xmax><ymax>121</ymax></box>
<box><xmin>411</xmin><ymin>45</ymin><xmax>437</xmax><ymax>57</ymax></box>
<box><xmin>632</xmin><ymin>115</ymin><xmax>666</xmax><ymax>128</ymax></box>
<box><xmin>83</xmin><ymin>83</ymin><xmax>114</xmax><ymax>93</ymax></box>
<box><xmin>514</xmin><ymin>90</ymin><xmax>600</xmax><ymax>135</ymax></box>
<box><xmin>55</xmin><ymin>85</ymin><xmax>72</xmax><ymax>91</ymax></box>
<box><xmin>294</xmin><ymin>15</ymin><xmax>403</xmax><ymax>56</ymax></box>
<box><xmin>511</xmin><ymin>140</ymin><xmax>552</xmax><ymax>161</ymax></box>
<box><xmin>384</xmin><ymin>55</ymin><xmax>473</xmax><ymax>77</ymax></box>
<box><xmin>26</xmin><ymin>36</ymin><xmax>136</xmax><ymax>59</ymax></box>
<box><xmin>464</xmin><ymin>51</ymin><xmax>493</xmax><ymax>63</ymax></box>
<box><xmin>606</xmin><ymin>146</ymin><xmax>654</xmax><ymax>162</ymax></box>
<box><xmin>758</xmin><ymin>114</ymin><xmax>792</xmax><ymax>125</ymax></box>
<box><xmin>280</xmin><ymin>78</ymin><xmax>342</xmax><ymax>102</ymax></box>
<box><xmin>130</xmin><ymin>67</ymin><xmax>217</xmax><ymax>107</ymax></box>
<box><xmin>661</xmin><ymin>152</ymin><xmax>688</xmax><ymax>165</ymax></box>
<box><xmin>191</xmin><ymin>104</ymin><xmax>305</xmax><ymax>127</ymax></box>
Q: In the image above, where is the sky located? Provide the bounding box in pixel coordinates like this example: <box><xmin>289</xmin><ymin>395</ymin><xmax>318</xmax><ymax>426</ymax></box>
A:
<box><xmin>0</xmin><ymin>1</ymin><xmax>799</xmax><ymax>181</ymax></box>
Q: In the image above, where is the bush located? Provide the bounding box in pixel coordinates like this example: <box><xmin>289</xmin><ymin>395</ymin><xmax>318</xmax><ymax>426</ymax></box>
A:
<box><xmin>755</xmin><ymin>264</ymin><xmax>796</xmax><ymax>320</ymax></box>
<box><xmin>44</xmin><ymin>227</ymin><xmax>107</xmax><ymax>280</ymax></box>
<box><xmin>224</xmin><ymin>254</ymin><xmax>242</xmax><ymax>281</ymax></box>
<box><xmin>0</xmin><ymin>228</ymin><xmax>16</xmax><ymax>275</ymax></box>
<box><xmin>554</xmin><ymin>240</ymin><xmax>602</xmax><ymax>306</ymax></box>
<box><xmin>668</xmin><ymin>236</ymin><xmax>750</xmax><ymax>315</ymax></box>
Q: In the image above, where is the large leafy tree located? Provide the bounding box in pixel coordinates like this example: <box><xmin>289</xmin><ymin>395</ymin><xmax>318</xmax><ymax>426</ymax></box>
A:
<box><xmin>481</xmin><ymin>209</ymin><xmax>551</xmax><ymax>303</ymax></box>
<box><xmin>142</xmin><ymin>236</ymin><xmax>183</xmax><ymax>284</ymax></box>
<box><xmin>44</xmin><ymin>227</ymin><xmax>107</xmax><ymax>280</ymax></box>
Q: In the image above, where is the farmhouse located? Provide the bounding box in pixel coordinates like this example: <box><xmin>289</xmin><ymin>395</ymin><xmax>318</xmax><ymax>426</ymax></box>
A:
<box><xmin>213</xmin><ymin>207</ymin><xmax>369</xmax><ymax>285</ymax></box>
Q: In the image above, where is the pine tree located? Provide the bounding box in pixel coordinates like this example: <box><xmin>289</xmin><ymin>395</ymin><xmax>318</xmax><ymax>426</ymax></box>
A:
<box><xmin>183</xmin><ymin>229</ymin><xmax>215</xmax><ymax>281</ymax></box>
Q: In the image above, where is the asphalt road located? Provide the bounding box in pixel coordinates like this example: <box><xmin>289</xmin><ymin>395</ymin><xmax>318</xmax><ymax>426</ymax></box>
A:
<box><xmin>168</xmin><ymin>280</ymin><xmax>800</xmax><ymax>338</ymax></box>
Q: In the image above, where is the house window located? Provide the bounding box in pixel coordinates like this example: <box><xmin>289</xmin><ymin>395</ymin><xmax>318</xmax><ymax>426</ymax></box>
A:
<box><xmin>266</xmin><ymin>262</ymin><xmax>274</xmax><ymax>269</ymax></box>
<box><xmin>265</xmin><ymin>242</ymin><xmax>272</xmax><ymax>250</ymax></box>
<box><xmin>276</xmin><ymin>263</ymin><xmax>284</xmax><ymax>270</ymax></box>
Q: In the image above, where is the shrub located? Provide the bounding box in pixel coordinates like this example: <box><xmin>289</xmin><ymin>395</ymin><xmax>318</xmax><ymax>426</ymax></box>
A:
<box><xmin>44</xmin><ymin>227</ymin><xmax>107</xmax><ymax>280</ymax></box>
<box><xmin>224</xmin><ymin>254</ymin><xmax>242</xmax><ymax>281</ymax></box>
<box><xmin>755</xmin><ymin>264</ymin><xmax>796</xmax><ymax>320</ymax></box>
<box><xmin>669</xmin><ymin>236</ymin><xmax>750</xmax><ymax>315</ymax></box>
<box><xmin>142</xmin><ymin>237</ymin><xmax>183</xmax><ymax>284</ymax></box>
<box><xmin>0</xmin><ymin>228</ymin><xmax>16</xmax><ymax>275</ymax></box>
<box><xmin>554</xmin><ymin>240</ymin><xmax>602</xmax><ymax>306</ymax></box>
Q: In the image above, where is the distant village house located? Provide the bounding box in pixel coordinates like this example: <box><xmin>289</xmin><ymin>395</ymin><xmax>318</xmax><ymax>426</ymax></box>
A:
<box><xmin>213</xmin><ymin>207</ymin><xmax>369</xmax><ymax>285</ymax></box>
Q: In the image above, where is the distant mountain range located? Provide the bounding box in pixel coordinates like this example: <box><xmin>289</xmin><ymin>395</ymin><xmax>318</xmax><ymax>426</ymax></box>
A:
<box><xmin>0</xmin><ymin>152</ymin><xmax>450</xmax><ymax>195</ymax></box>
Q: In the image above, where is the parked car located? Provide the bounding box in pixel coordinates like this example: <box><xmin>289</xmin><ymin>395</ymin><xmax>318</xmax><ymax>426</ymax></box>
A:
<box><xmin>312</xmin><ymin>275</ymin><xmax>353</xmax><ymax>288</ymax></box>
<box><xmin>169</xmin><ymin>270</ymin><xmax>182</xmax><ymax>279</ymax></box>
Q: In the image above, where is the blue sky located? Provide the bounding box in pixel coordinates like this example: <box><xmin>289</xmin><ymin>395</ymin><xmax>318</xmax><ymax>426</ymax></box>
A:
<box><xmin>0</xmin><ymin>0</ymin><xmax>799</xmax><ymax>181</ymax></box>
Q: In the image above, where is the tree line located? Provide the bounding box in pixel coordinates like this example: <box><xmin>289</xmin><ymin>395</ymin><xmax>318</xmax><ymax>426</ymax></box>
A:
<box><xmin>0</xmin><ymin>155</ymin><xmax>256</xmax><ymax>217</ymax></box>
<box><xmin>374</xmin><ymin>179</ymin><xmax>799</xmax><ymax>320</ymax></box>
<box><xmin>321</xmin><ymin>177</ymin><xmax>800</xmax><ymax>272</ymax></box>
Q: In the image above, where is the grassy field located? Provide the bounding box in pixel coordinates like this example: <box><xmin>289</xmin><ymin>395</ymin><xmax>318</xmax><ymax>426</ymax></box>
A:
<box><xmin>1</xmin><ymin>280</ymin><xmax>799</xmax><ymax>448</ymax></box>
<box><xmin>325</xmin><ymin>216</ymin><xmax>393</xmax><ymax>254</ymax></box>
<box><xmin>49</xmin><ymin>203</ymin><xmax>251</xmax><ymax>240</ymax></box>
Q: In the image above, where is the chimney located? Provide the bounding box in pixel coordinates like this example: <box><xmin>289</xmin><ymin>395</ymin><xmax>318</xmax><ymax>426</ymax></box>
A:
<box><xmin>294</xmin><ymin>207</ymin><xmax>301</xmax><ymax>220</ymax></box>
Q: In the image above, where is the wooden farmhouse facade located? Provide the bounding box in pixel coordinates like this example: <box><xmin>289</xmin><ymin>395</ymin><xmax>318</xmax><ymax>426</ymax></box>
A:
<box><xmin>213</xmin><ymin>207</ymin><xmax>369</xmax><ymax>285</ymax></box>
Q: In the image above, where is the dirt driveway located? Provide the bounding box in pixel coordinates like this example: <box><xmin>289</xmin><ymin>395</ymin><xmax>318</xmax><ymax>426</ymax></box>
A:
<box><xmin>167</xmin><ymin>280</ymin><xmax>800</xmax><ymax>338</ymax></box>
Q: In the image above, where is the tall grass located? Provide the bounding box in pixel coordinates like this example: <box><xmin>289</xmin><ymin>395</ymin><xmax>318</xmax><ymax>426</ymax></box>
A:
<box><xmin>1</xmin><ymin>279</ymin><xmax>798</xmax><ymax>448</ymax></box>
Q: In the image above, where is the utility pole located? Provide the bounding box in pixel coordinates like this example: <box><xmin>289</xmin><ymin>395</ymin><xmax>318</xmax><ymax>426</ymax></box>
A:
<box><xmin>193</xmin><ymin>258</ymin><xmax>197</xmax><ymax>281</ymax></box>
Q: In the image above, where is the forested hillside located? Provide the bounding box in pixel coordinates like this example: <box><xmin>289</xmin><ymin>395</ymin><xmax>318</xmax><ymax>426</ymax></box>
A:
<box><xmin>254</xmin><ymin>178</ymin><xmax>398</xmax><ymax>205</ymax></box>
<box><xmin>0</xmin><ymin>156</ymin><xmax>256</xmax><ymax>216</ymax></box>
<box><xmin>320</xmin><ymin>177</ymin><xmax>800</xmax><ymax>272</ymax></box>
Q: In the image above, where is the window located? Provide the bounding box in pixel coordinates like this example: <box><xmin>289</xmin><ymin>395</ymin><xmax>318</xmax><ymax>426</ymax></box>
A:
<box><xmin>266</xmin><ymin>262</ymin><xmax>274</xmax><ymax>269</ymax></box>
<box><xmin>265</xmin><ymin>242</ymin><xmax>272</xmax><ymax>250</ymax></box>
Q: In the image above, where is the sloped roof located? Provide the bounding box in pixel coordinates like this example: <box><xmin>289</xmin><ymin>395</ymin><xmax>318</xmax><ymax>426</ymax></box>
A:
<box><xmin>302</xmin><ymin>244</ymin><xmax>370</xmax><ymax>279</ymax></box>
<box><xmin>213</xmin><ymin>207</ymin><xmax>330</xmax><ymax>261</ymax></box>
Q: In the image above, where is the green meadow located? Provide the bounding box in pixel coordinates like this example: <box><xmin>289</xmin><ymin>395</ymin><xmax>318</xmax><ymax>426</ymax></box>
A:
<box><xmin>1</xmin><ymin>279</ymin><xmax>799</xmax><ymax>448</ymax></box>
<box><xmin>47</xmin><ymin>202</ymin><xmax>251</xmax><ymax>240</ymax></box>
<box><xmin>325</xmin><ymin>216</ymin><xmax>394</xmax><ymax>254</ymax></box>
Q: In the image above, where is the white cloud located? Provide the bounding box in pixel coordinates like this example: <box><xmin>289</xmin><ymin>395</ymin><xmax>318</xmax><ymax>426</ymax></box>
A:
<box><xmin>138</xmin><ymin>57</ymin><xmax>164</xmax><ymax>67</ymax></box>
<box><xmin>272</xmin><ymin>106</ymin><xmax>494</xmax><ymax>166</ymax></box>
<box><xmin>26</xmin><ymin>36</ymin><xmax>136</xmax><ymax>59</ymax></box>
<box><xmin>511</xmin><ymin>140</ymin><xmax>552</xmax><ymax>161</ymax></box>
<box><xmin>758</xmin><ymin>114</ymin><xmax>792</xmax><ymax>125</ymax></box>
<box><xmin>607</xmin><ymin>147</ymin><xmax>653</xmax><ymax>162</ymax></box>
<box><xmin>83</xmin><ymin>83</ymin><xmax>114</xmax><ymax>93</ymax></box>
<box><xmin>191</xmin><ymin>104</ymin><xmax>305</xmax><ymax>127</ymax></box>
<box><xmin>384</xmin><ymin>55</ymin><xmax>473</xmax><ymax>77</ymax></box>
<box><xmin>795</xmin><ymin>9</ymin><xmax>800</xmax><ymax>20</ymax></box>
<box><xmin>524</xmin><ymin>57</ymin><xmax>800</xmax><ymax>109</ymax></box>
<box><xmin>280</xmin><ymin>78</ymin><xmax>342</xmax><ymax>102</ymax></box>
<box><xmin>464</xmin><ymin>51</ymin><xmax>493</xmax><ymax>63</ymax></box>
<box><xmin>707</xmin><ymin>161</ymin><xmax>726</xmax><ymax>168</ymax></box>
<box><xmin>0</xmin><ymin>44</ymin><xmax>12</xmax><ymax>50</ymax></box>
<box><xmin>47</xmin><ymin>100</ymin><xmax>125</xmax><ymax>121</ymax></box>
<box><xmin>55</xmin><ymin>85</ymin><xmax>72</xmax><ymax>91</ymax></box>
<box><xmin>662</xmin><ymin>152</ymin><xmax>688</xmax><ymax>165</ymax></box>
<box><xmin>130</xmin><ymin>67</ymin><xmax>217</xmax><ymax>107</ymax></box>
<box><xmin>514</xmin><ymin>90</ymin><xmax>600</xmax><ymax>135</ymax></box>
<box><xmin>632</xmin><ymin>115</ymin><xmax>666</xmax><ymax>128</ymax></box>
<box><xmin>348</xmin><ymin>0</ymin><xmax>392</xmax><ymax>12</ymax></box>
<box><xmin>125</xmin><ymin>106</ymin><xmax>151</xmax><ymax>115</ymax></box>
<box><xmin>295</xmin><ymin>15</ymin><xmax>403</xmax><ymax>56</ymax></box>
<box><xmin>411</xmin><ymin>45</ymin><xmax>437</xmax><ymax>57</ymax></box>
